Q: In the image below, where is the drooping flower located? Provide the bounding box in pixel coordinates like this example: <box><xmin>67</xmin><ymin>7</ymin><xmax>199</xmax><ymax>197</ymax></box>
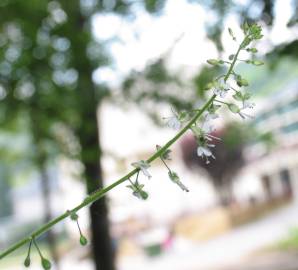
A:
<box><xmin>126</xmin><ymin>179</ymin><xmax>149</xmax><ymax>200</ymax></box>
<box><xmin>191</xmin><ymin>119</ymin><xmax>219</xmax><ymax>164</ymax></box>
<box><xmin>213</xmin><ymin>87</ymin><xmax>228</xmax><ymax>98</ymax></box>
<box><xmin>228</xmin><ymin>103</ymin><xmax>254</xmax><ymax>120</ymax></box>
<box><xmin>242</xmin><ymin>100</ymin><xmax>255</xmax><ymax>109</ymax></box>
<box><xmin>168</xmin><ymin>171</ymin><xmax>189</xmax><ymax>192</ymax></box>
<box><xmin>131</xmin><ymin>160</ymin><xmax>152</xmax><ymax>179</ymax></box>
<box><xmin>163</xmin><ymin>109</ymin><xmax>189</xmax><ymax>130</ymax></box>
<box><xmin>213</xmin><ymin>80</ymin><xmax>230</xmax><ymax>98</ymax></box>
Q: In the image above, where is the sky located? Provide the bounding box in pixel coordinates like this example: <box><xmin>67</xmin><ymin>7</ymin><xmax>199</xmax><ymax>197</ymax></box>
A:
<box><xmin>91</xmin><ymin>0</ymin><xmax>295</xmax><ymax>87</ymax></box>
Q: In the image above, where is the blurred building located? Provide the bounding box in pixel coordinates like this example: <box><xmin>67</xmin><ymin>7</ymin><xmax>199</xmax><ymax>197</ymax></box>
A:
<box><xmin>237</xmin><ymin>79</ymin><xmax>298</xmax><ymax>203</ymax></box>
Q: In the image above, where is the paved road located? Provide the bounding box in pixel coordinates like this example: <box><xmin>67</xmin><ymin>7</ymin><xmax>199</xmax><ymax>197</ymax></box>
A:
<box><xmin>214</xmin><ymin>251</ymin><xmax>298</xmax><ymax>270</ymax></box>
<box><xmin>120</xmin><ymin>201</ymin><xmax>298</xmax><ymax>270</ymax></box>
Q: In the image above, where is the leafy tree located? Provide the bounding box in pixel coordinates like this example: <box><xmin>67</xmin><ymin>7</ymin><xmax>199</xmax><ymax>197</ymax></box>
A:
<box><xmin>0</xmin><ymin>0</ymin><xmax>170</xmax><ymax>269</ymax></box>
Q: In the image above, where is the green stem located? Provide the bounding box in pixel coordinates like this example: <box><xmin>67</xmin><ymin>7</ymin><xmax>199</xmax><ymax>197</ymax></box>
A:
<box><xmin>32</xmin><ymin>238</ymin><xmax>43</xmax><ymax>259</ymax></box>
<box><xmin>160</xmin><ymin>157</ymin><xmax>171</xmax><ymax>172</ymax></box>
<box><xmin>76</xmin><ymin>220</ymin><xmax>83</xmax><ymax>236</ymax></box>
<box><xmin>0</xmin><ymin>37</ymin><xmax>246</xmax><ymax>261</ymax></box>
<box><xmin>224</xmin><ymin>38</ymin><xmax>244</xmax><ymax>82</ymax></box>
<box><xmin>214</xmin><ymin>99</ymin><xmax>229</xmax><ymax>105</ymax></box>
<box><xmin>0</xmin><ymin>94</ymin><xmax>214</xmax><ymax>260</ymax></box>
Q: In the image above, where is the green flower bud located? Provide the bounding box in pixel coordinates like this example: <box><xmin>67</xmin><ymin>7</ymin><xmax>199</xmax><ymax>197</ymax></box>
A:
<box><xmin>41</xmin><ymin>258</ymin><xmax>52</xmax><ymax>270</ymax></box>
<box><xmin>207</xmin><ymin>59</ymin><xmax>220</xmax><ymax>66</ymax></box>
<box><xmin>241</xmin><ymin>37</ymin><xmax>252</xmax><ymax>48</ymax></box>
<box><xmin>236</xmin><ymin>77</ymin><xmax>249</xmax><ymax>87</ymax></box>
<box><xmin>24</xmin><ymin>256</ymin><xmax>31</xmax><ymax>267</ymax></box>
<box><xmin>70</xmin><ymin>212</ymin><xmax>78</xmax><ymax>221</ymax></box>
<box><xmin>251</xmin><ymin>60</ymin><xmax>264</xmax><ymax>66</ymax></box>
<box><xmin>80</xmin><ymin>235</ymin><xmax>88</xmax><ymax>246</ymax></box>
<box><xmin>228</xmin><ymin>104</ymin><xmax>240</xmax><ymax>113</ymax></box>
<box><xmin>228</xmin><ymin>28</ymin><xmax>236</xmax><ymax>40</ymax></box>
<box><xmin>228</xmin><ymin>54</ymin><xmax>234</xmax><ymax>60</ymax></box>
<box><xmin>204</xmin><ymin>82</ymin><xmax>214</xmax><ymax>90</ymax></box>
<box><xmin>232</xmin><ymin>92</ymin><xmax>243</xmax><ymax>101</ymax></box>
<box><xmin>241</xmin><ymin>21</ymin><xmax>249</xmax><ymax>35</ymax></box>
<box><xmin>168</xmin><ymin>171</ymin><xmax>189</xmax><ymax>192</ymax></box>
<box><xmin>139</xmin><ymin>190</ymin><xmax>149</xmax><ymax>200</ymax></box>
<box><xmin>168</xmin><ymin>171</ymin><xmax>179</xmax><ymax>182</ymax></box>
<box><xmin>243</xmin><ymin>92</ymin><xmax>251</xmax><ymax>100</ymax></box>
<box><xmin>246</xmin><ymin>47</ymin><xmax>258</xmax><ymax>53</ymax></box>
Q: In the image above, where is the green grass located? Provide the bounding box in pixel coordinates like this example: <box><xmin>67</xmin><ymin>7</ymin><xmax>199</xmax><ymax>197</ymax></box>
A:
<box><xmin>274</xmin><ymin>227</ymin><xmax>298</xmax><ymax>251</ymax></box>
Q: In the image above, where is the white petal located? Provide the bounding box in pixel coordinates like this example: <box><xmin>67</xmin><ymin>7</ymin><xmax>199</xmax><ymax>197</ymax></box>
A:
<box><xmin>167</xmin><ymin>117</ymin><xmax>181</xmax><ymax>130</ymax></box>
<box><xmin>206</xmin><ymin>113</ymin><xmax>219</xmax><ymax>121</ymax></box>
<box><xmin>197</xmin><ymin>147</ymin><xmax>204</xmax><ymax>157</ymax></box>
<box><xmin>202</xmin><ymin>147</ymin><xmax>212</xmax><ymax>156</ymax></box>
<box><xmin>141</xmin><ymin>168</ymin><xmax>152</xmax><ymax>179</ymax></box>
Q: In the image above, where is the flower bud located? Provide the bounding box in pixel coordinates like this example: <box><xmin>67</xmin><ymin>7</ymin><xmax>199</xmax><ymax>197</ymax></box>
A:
<box><xmin>24</xmin><ymin>256</ymin><xmax>30</xmax><ymax>267</ymax></box>
<box><xmin>246</xmin><ymin>47</ymin><xmax>258</xmax><ymax>53</ymax></box>
<box><xmin>41</xmin><ymin>258</ymin><xmax>52</xmax><ymax>270</ymax></box>
<box><xmin>228</xmin><ymin>104</ymin><xmax>240</xmax><ymax>113</ymax></box>
<box><xmin>207</xmin><ymin>59</ymin><xmax>220</xmax><ymax>66</ymax></box>
<box><xmin>236</xmin><ymin>77</ymin><xmax>249</xmax><ymax>87</ymax></box>
<box><xmin>251</xmin><ymin>60</ymin><xmax>264</xmax><ymax>66</ymax></box>
<box><xmin>80</xmin><ymin>235</ymin><xmax>88</xmax><ymax>246</ymax></box>
<box><xmin>70</xmin><ymin>212</ymin><xmax>78</xmax><ymax>221</ymax></box>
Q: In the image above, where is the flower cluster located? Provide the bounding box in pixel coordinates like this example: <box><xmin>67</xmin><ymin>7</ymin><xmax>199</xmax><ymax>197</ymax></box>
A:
<box><xmin>164</xmin><ymin>23</ymin><xmax>263</xmax><ymax>164</ymax></box>
<box><xmin>4</xmin><ymin>23</ymin><xmax>265</xmax><ymax>269</ymax></box>
<box><xmin>126</xmin><ymin>171</ymin><xmax>149</xmax><ymax>200</ymax></box>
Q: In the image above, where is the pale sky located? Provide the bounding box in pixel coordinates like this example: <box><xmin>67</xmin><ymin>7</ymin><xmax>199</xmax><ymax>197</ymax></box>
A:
<box><xmin>91</xmin><ymin>0</ymin><xmax>295</xmax><ymax>86</ymax></box>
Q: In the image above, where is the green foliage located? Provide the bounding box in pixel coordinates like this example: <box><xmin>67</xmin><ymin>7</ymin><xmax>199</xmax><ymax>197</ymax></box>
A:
<box><xmin>144</xmin><ymin>0</ymin><xmax>166</xmax><ymax>13</ymax></box>
<box><xmin>275</xmin><ymin>228</ymin><xmax>298</xmax><ymax>251</ymax></box>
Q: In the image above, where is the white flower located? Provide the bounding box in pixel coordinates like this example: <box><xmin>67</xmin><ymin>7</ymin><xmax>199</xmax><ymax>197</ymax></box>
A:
<box><xmin>213</xmin><ymin>81</ymin><xmax>230</xmax><ymax>98</ymax></box>
<box><xmin>213</xmin><ymin>87</ymin><xmax>227</xmax><ymax>98</ymax></box>
<box><xmin>242</xmin><ymin>100</ymin><xmax>255</xmax><ymax>109</ymax></box>
<box><xmin>238</xmin><ymin>111</ymin><xmax>254</xmax><ymax>119</ymax></box>
<box><xmin>205</xmin><ymin>113</ymin><xmax>219</xmax><ymax>121</ymax></box>
<box><xmin>239</xmin><ymin>101</ymin><xmax>255</xmax><ymax>119</ymax></box>
<box><xmin>131</xmin><ymin>160</ymin><xmax>152</xmax><ymax>179</ymax></box>
<box><xmin>197</xmin><ymin>146</ymin><xmax>215</xmax><ymax>164</ymax></box>
<box><xmin>165</xmin><ymin>115</ymin><xmax>181</xmax><ymax>130</ymax></box>
<box><xmin>229</xmin><ymin>103</ymin><xmax>254</xmax><ymax>120</ymax></box>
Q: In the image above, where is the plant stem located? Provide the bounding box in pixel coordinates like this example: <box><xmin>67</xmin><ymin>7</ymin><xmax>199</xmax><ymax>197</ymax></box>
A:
<box><xmin>224</xmin><ymin>39</ymin><xmax>243</xmax><ymax>82</ymax></box>
<box><xmin>0</xmin><ymin>94</ymin><xmax>214</xmax><ymax>260</ymax></box>
<box><xmin>0</xmin><ymin>36</ymin><xmax>246</xmax><ymax>261</ymax></box>
<box><xmin>32</xmin><ymin>238</ymin><xmax>43</xmax><ymax>259</ymax></box>
<box><xmin>214</xmin><ymin>99</ymin><xmax>229</xmax><ymax>105</ymax></box>
<box><xmin>160</xmin><ymin>158</ymin><xmax>171</xmax><ymax>172</ymax></box>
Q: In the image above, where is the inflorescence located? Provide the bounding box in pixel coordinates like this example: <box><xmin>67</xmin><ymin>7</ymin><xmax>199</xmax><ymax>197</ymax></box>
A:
<box><xmin>0</xmin><ymin>22</ymin><xmax>264</xmax><ymax>269</ymax></box>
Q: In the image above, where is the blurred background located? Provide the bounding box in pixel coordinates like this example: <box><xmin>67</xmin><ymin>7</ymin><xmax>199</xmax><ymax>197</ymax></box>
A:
<box><xmin>0</xmin><ymin>0</ymin><xmax>298</xmax><ymax>269</ymax></box>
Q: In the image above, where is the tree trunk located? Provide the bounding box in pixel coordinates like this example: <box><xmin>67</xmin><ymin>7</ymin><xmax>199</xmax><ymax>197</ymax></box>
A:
<box><xmin>40</xmin><ymin>164</ymin><xmax>60</xmax><ymax>270</ymax></box>
<box><xmin>78</xmin><ymin>107</ymin><xmax>115</xmax><ymax>270</ymax></box>
<box><xmin>58</xmin><ymin>2</ymin><xmax>116</xmax><ymax>268</ymax></box>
